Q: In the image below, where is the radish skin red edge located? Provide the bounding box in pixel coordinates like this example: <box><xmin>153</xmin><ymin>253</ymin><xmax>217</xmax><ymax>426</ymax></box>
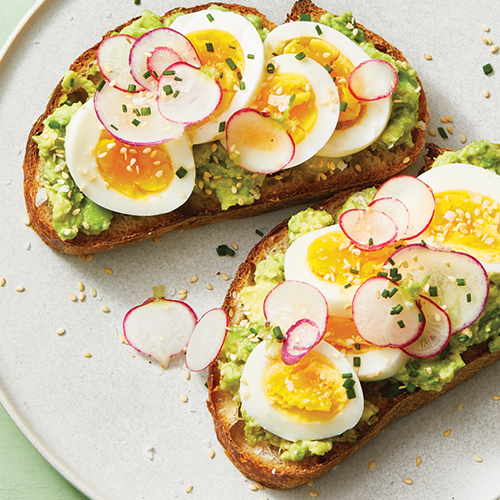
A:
<box><xmin>281</xmin><ymin>318</ymin><xmax>324</xmax><ymax>365</ymax></box>
<box><xmin>348</xmin><ymin>59</ymin><xmax>398</xmax><ymax>101</ymax></box>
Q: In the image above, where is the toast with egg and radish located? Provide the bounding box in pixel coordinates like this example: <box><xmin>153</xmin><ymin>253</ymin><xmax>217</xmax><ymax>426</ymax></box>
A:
<box><xmin>23</xmin><ymin>0</ymin><xmax>428</xmax><ymax>255</ymax></box>
<box><xmin>207</xmin><ymin>140</ymin><xmax>500</xmax><ymax>489</ymax></box>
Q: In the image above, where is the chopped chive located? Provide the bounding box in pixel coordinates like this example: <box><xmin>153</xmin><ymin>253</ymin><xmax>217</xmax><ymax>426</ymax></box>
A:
<box><xmin>397</xmin><ymin>320</ymin><xmax>405</xmax><ymax>329</ymax></box>
<box><xmin>143</xmin><ymin>70</ymin><xmax>151</xmax><ymax>79</ymax></box>
<box><xmin>390</xmin><ymin>267</ymin><xmax>398</xmax><ymax>278</ymax></box>
<box><xmin>458</xmin><ymin>334</ymin><xmax>469</xmax><ymax>343</ymax></box>
<box><xmin>439</xmin><ymin>344</ymin><xmax>451</xmax><ymax>360</ymax></box>
<box><xmin>342</xmin><ymin>373</ymin><xmax>353</xmax><ymax>378</ymax></box>
<box><xmin>295</xmin><ymin>52</ymin><xmax>306</xmax><ymax>61</ymax></box>
<box><xmin>406</xmin><ymin>382</ymin><xmax>417</xmax><ymax>393</ymax></box>
<box><xmin>218</xmin><ymin>121</ymin><xmax>226</xmax><ymax>133</ymax></box>
<box><xmin>353</xmin><ymin>356</ymin><xmax>361</xmax><ymax>367</ymax></box>
<box><xmin>388</xmin><ymin>288</ymin><xmax>398</xmax><ymax>298</ymax></box>
<box><xmin>299</xmin><ymin>13</ymin><xmax>311</xmax><ymax>21</ymax></box>
<box><xmin>163</xmin><ymin>70</ymin><xmax>175</xmax><ymax>76</ymax></box>
<box><xmin>174</xmin><ymin>76</ymin><xmax>183</xmax><ymax>81</ymax></box>
<box><xmin>392</xmin><ymin>274</ymin><xmax>402</xmax><ymax>283</ymax></box>
<box><xmin>250</xmin><ymin>327</ymin><xmax>257</xmax><ymax>334</ymax></box>
<box><xmin>340</xmin><ymin>102</ymin><xmax>348</xmax><ymax>112</ymax></box>
<box><xmin>122</xmin><ymin>104</ymin><xmax>128</xmax><ymax>113</ymax></box>
<box><xmin>272</xmin><ymin>52</ymin><xmax>278</xmax><ymax>57</ymax></box>
<box><xmin>483</xmin><ymin>63</ymin><xmax>493</xmax><ymax>75</ymax></box>
<box><xmin>388</xmin><ymin>257</ymin><xmax>395</xmax><ymax>265</ymax></box>
<box><xmin>134</xmin><ymin>108</ymin><xmax>141</xmax><ymax>116</ymax></box>
<box><xmin>377</xmin><ymin>271</ymin><xmax>388</xmax><ymax>277</ymax></box>
<box><xmin>132</xmin><ymin>119</ymin><xmax>140</xmax><ymax>127</ymax></box>
<box><xmin>429</xmin><ymin>286</ymin><xmax>438</xmax><ymax>297</ymax></box>
<box><xmin>409</xmin><ymin>370</ymin><xmax>419</xmax><ymax>377</ymax></box>
<box><xmin>110</xmin><ymin>124</ymin><xmax>118</xmax><ymax>131</ymax></box>
<box><xmin>349</xmin><ymin>268</ymin><xmax>359</xmax><ymax>275</ymax></box>
<box><xmin>456</xmin><ymin>278</ymin><xmax>466</xmax><ymax>286</ymax></box>
<box><xmin>96</xmin><ymin>80</ymin><xmax>105</xmax><ymax>92</ymax></box>
<box><xmin>239</xmin><ymin>81</ymin><xmax>246</xmax><ymax>90</ymax></box>
<box><xmin>315</xmin><ymin>25</ymin><xmax>323</xmax><ymax>35</ymax></box>
<box><xmin>389</xmin><ymin>382</ymin><xmax>401</xmax><ymax>394</ymax></box>
<box><xmin>381</xmin><ymin>289</ymin><xmax>390</xmax><ymax>298</ymax></box>
<box><xmin>70</xmin><ymin>78</ymin><xmax>75</xmax><ymax>87</ymax></box>
<box><xmin>256</xmin><ymin>229</ymin><xmax>264</xmax><ymax>237</ymax></box>
<box><xmin>247</xmin><ymin>54</ymin><xmax>255</xmax><ymax>59</ymax></box>
<box><xmin>390</xmin><ymin>304</ymin><xmax>404</xmax><ymax>315</ymax></box>
<box><xmin>438</xmin><ymin>127</ymin><xmax>448</xmax><ymax>139</ymax></box>
<box><xmin>226</xmin><ymin>58</ymin><xmax>237</xmax><ymax>70</ymax></box>
<box><xmin>324</xmin><ymin>64</ymin><xmax>333</xmax><ymax>73</ymax></box>
<box><xmin>266</xmin><ymin>63</ymin><xmax>275</xmax><ymax>74</ymax></box>
<box><xmin>411</xmin><ymin>360</ymin><xmax>420</xmax><ymax>370</ymax></box>
<box><xmin>48</xmin><ymin>121</ymin><xmax>61</xmax><ymax>129</ymax></box>
<box><xmin>395</xmin><ymin>244</ymin><xmax>404</xmax><ymax>249</ymax></box>
<box><xmin>229</xmin><ymin>45</ymin><xmax>236</xmax><ymax>50</ymax></box>
<box><xmin>237</xmin><ymin>71</ymin><xmax>242</xmax><ymax>80</ymax></box>
<box><xmin>127</xmin><ymin>84</ymin><xmax>137</xmax><ymax>93</ymax></box>
<box><xmin>219</xmin><ymin>72</ymin><xmax>224</xmax><ymax>79</ymax></box>
<box><xmin>206</xmin><ymin>42</ymin><xmax>214</xmax><ymax>52</ymax></box>
<box><xmin>273</xmin><ymin>326</ymin><xmax>283</xmax><ymax>341</ymax></box>
<box><xmin>216</xmin><ymin>244</ymin><xmax>235</xmax><ymax>257</ymax></box>
<box><xmin>346</xmin><ymin>388</ymin><xmax>356</xmax><ymax>399</ymax></box>
<box><xmin>163</xmin><ymin>85</ymin><xmax>173</xmax><ymax>95</ymax></box>
<box><xmin>134</xmin><ymin>0</ymin><xmax>140</xmax><ymax>4</ymax></box>
<box><xmin>368</xmin><ymin>237</ymin><xmax>374</xmax><ymax>246</ymax></box>
<box><xmin>153</xmin><ymin>71</ymin><xmax>159</xmax><ymax>78</ymax></box>
<box><xmin>466</xmin><ymin>293</ymin><xmax>472</xmax><ymax>303</ymax></box>
<box><xmin>343</xmin><ymin>378</ymin><xmax>355</xmax><ymax>390</ymax></box>
<box><xmin>420</xmin><ymin>239</ymin><xmax>427</xmax><ymax>246</ymax></box>
<box><xmin>344</xmin><ymin>283</ymin><xmax>353</xmax><ymax>289</ymax></box>
<box><xmin>418</xmin><ymin>313</ymin><xmax>424</xmax><ymax>322</ymax></box>
<box><xmin>173</xmin><ymin>90</ymin><xmax>180</xmax><ymax>98</ymax></box>
<box><xmin>354</xmin><ymin>343</ymin><xmax>360</xmax><ymax>350</ymax></box>
<box><xmin>65</xmin><ymin>100</ymin><xmax>73</xmax><ymax>106</ymax></box>
<box><xmin>176</xmin><ymin>166</ymin><xmax>188</xmax><ymax>179</ymax></box>
<box><xmin>206</xmin><ymin>13</ymin><xmax>214</xmax><ymax>22</ymax></box>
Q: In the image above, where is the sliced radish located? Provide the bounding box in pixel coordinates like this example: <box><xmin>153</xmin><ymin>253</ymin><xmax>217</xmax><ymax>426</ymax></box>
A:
<box><xmin>185</xmin><ymin>308</ymin><xmax>228</xmax><ymax>372</ymax></box>
<box><xmin>281</xmin><ymin>319</ymin><xmax>324</xmax><ymax>365</ymax></box>
<box><xmin>373</xmin><ymin>175</ymin><xmax>435</xmax><ymax>239</ymax></box>
<box><xmin>348</xmin><ymin>59</ymin><xmax>398</xmax><ymax>101</ymax></box>
<box><xmin>94</xmin><ymin>83</ymin><xmax>187</xmax><ymax>145</ymax></box>
<box><xmin>339</xmin><ymin>208</ymin><xmax>398</xmax><ymax>250</ymax></box>
<box><xmin>123</xmin><ymin>298</ymin><xmax>197</xmax><ymax>368</ymax></box>
<box><xmin>402</xmin><ymin>297</ymin><xmax>451</xmax><ymax>358</ymax></box>
<box><xmin>264</xmin><ymin>281</ymin><xmax>328</xmax><ymax>336</ymax></box>
<box><xmin>369</xmin><ymin>197</ymin><xmax>410</xmax><ymax>241</ymax></box>
<box><xmin>225</xmin><ymin>109</ymin><xmax>295</xmax><ymax>174</ymax></box>
<box><xmin>129</xmin><ymin>28</ymin><xmax>201</xmax><ymax>91</ymax></box>
<box><xmin>352</xmin><ymin>276</ymin><xmax>425</xmax><ymax>348</ymax></box>
<box><xmin>157</xmin><ymin>62</ymin><xmax>222</xmax><ymax>125</ymax></box>
<box><xmin>97</xmin><ymin>35</ymin><xmax>143</xmax><ymax>93</ymax></box>
<box><xmin>147</xmin><ymin>47</ymin><xmax>182</xmax><ymax>81</ymax></box>
<box><xmin>387</xmin><ymin>244</ymin><xmax>489</xmax><ymax>334</ymax></box>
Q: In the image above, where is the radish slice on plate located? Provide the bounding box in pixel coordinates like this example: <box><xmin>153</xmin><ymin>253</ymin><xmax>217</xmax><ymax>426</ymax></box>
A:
<box><xmin>123</xmin><ymin>298</ymin><xmax>197</xmax><ymax>368</ymax></box>
<box><xmin>97</xmin><ymin>35</ymin><xmax>143</xmax><ymax>92</ymax></box>
<box><xmin>264</xmin><ymin>280</ymin><xmax>328</xmax><ymax>336</ymax></box>
<box><xmin>373</xmin><ymin>175</ymin><xmax>435</xmax><ymax>239</ymax></box>
<box><xmin>157</xmin><ymin>62</ymin><xmax>222</xmax><ymax>125</ymax></box>
<box><xmin>348</xmin><ymin>59</ymin><xmax>398</xmax><ymax>101</ymax></box>
<box><xmin>147</xmin><ymin>47</ymin><xmax>182</xmax><ymax>81</ymax></box>
<box><xmin>339</xmin><ymin>208</ymin><xmax>398</xmax><ymax>250</ymax></box>
<box><xmin>185</xmin><ymin>308</ymin><xmax>228</xmax><ymax>372</ymax></box>
<box><xmin>129</xmin><ymin>28</ymin><xmax>201</xmax><ymax>90</ymax></box>
<box><xmin>94</xmin><ymin>82</ymin><xmax>187</xmax><ymax>145</ymax></box>
<box><xmin>402</xmin><ymin>297</ymin><xmax>451</xmax><ymax>358</ymax></box>
<box><xmin>281</xmin><ymin>318</ymin><xmax>324</xmax><ymax>365</ymax></box>
<box><xmin>368</xmin><ymin>197</ymin><xmax>410</xmax><ymax>241</ymax></box>
<box><xmin>225</xmin><ymin>109</ymin><xmax>295</xmax><ymax>174</ymax></box>
<box><xmin>352</xmin><ymin>276</ymin><xmax>425</xmax><ymax>348</ymax></box>
<box><xmin>386</xmin><ymin>244</ymin><xmax>489</xmax><ymax>334</ymax></box>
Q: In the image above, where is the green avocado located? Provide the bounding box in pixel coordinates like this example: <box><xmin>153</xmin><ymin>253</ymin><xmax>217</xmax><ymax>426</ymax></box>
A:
<box><xmin>119</xmin><ymin>10</ymin><xmax>164</xmax><ymax>38</ymax></box>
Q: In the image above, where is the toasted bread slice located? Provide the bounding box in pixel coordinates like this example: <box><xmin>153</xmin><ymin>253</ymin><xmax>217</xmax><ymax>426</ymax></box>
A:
<box><xmin>23</xmin><ymin>1</ymin><xmax>428</xmax><ymax>255</ymax></box>
<box><xmin>207</xmin><ymin>182</ymin><xmax>500</xmax><ymax>490</ymax></box>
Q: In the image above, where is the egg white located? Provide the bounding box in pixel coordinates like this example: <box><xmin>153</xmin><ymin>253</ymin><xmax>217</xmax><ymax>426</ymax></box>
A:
<box><xmin>263</xmin><ymin>21</ymin><xmax>392</xmax><ymax>158</ymax></box>
<box><xmin>65</xmin><ymin>99</ymin><xmax>196</xmax><ymax>216</ymax></box>
<box><xmin>170</xmin><ymin>10</ymin><xmax>265</xmax><ymax>145</ymax></box>
<box><xmin>418</xmin><ymin>163</ymin><xmax>500</xmax><ymax>274</ymax></box>
<box><xmin>240</xmin><ymin>340</ymin><xmax>364</xmax><ymax>441</ymax></box>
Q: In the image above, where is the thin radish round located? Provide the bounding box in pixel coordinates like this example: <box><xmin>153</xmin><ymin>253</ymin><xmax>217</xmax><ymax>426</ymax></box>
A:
<box><xmin>352</xmin><ymin>276</ymin><xmax>425</xmax><ymax>348</ymax></box>
<box><xmin>339</xmin><ymin>208</ymin><xmax>398</xmax><ymax>250</ymax></box>
<box><xmin>402</xmin><ymin>297</ymin><xmax>451</xmax><ymax>358</ymax></box>
<box><xmin>264</xmin><ymin>280</ymin><xmax>328</xmax><ymax>336</ymax></box>
<box><xmin>373</xmin><ymin>175</ymin><xmax>435</xmax><ymax>239</ymax></box>
<box><xmin>386</xmin><ymin>244</ymin><xmax>489</xmax><ymax>334</ymax></box>
<box><xmin>147</xmin><ymin>47</ymin><xmax>182</xmax><ymax>81</ymax></box>
<box><xmin>157</xmin><ymin>62</ymin><xmax>222</xmax><ymax>125</ymax></box>
<box><xmin>123</xmin><ymin>298</ymin><xmax>197</xmax><ymax>368</ymax></box>
<box><xmin>94</xmin><ymin>83</ymin><xmax>187</xmax><ymax>145</ymax></box>
<box><xmin>281</xmin><ymin>319</ymin><xmax>324</xmax><ymax>365</ymax></box>
<box><xmin>348</xmin><ymin>59</ymin><xmax>398</xmax><ymax>101</ymax></box>
<box><xmin>129</xmin><ymin>28</ymin><xmax>201</xmax><ymax>90</ymax></box>
<box><xmin>368</xmin><ymin>197</ymin><xmax>410</xmax><ymax>241</ymax></box>
<box><xmin>185</xmin><ymin>308</ymin><xmax>228</xmax><ymax>372</ymax></box>
<box><xmin>97</xmin><ymin>35</ymin><xmax>143</xmax><ymax>92</ymax></box>
<box><xmin>225</xmin><ymin>109</ymin><xmax>295</xmax><ymax>174</ymax></box>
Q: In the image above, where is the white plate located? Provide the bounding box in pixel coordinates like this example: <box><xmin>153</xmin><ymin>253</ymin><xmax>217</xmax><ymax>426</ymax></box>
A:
<box><xmin>1</xmin><ymin>1</ymin><xmax>500</xmax><ymax>499</ymax></box>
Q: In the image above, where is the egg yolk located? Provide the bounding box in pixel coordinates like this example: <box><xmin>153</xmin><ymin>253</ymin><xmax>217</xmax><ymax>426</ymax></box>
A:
<box><xmin>95</xmin><ymin>129</ymin><xmax>174</xmax><ymax>199</ymax></box>
<box><xmin>187</xmin><ymin>29</ymin><xmax>244</xmax><ymax>119</ymax></box>
<box><xmin>428</xmin><ymin>190</ymin><xmax>500</xmax><ymax>262</ymax></box>
<box><xmin>251</xmin><ymin>72</ymin><xmax>317</xmax><ymax>144</ymax></box>
<box><xmin>277</xmin><ymin>36</ymin><xmax>366</xmax><ymax>130</ymax></box>
<box><xmin>263</xmin><ymin>351</ymin><xmax>347</xmax><ymax>423</ymax></box>
<box><xmin>323</xmin><ymin>316</ymin><xmax>373</xmax><ymax>354</ymax></box>
<box><xmin>307</xmin><ymin>229</ymin><xmax>403</xmax><ymax>286</ymax></box>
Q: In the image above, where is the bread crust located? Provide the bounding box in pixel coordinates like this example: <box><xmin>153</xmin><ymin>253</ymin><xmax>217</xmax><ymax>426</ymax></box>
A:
<box><xmin>207</xmin><ymin>183</ymin><xmax>500</xmax><ymax>490</ymax></box>
<box><xmin>23</xmin><ymin>1</ymin><xmax>428</xmax><ymax>255</ymax></box>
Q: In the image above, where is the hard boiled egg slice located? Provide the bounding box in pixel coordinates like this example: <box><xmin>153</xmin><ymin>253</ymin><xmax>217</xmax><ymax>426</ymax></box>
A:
<box><xmin>170</xmin><ymin>10</ymin><xmax>265</xmax><ymax>145</ymax></box>
<box><xmin>264</xmin><ymin>21</ymin><xmax>391</xmax><ymax>158</ymax></box>
<box><xmin>65</xmin><ymin>100</ymin><xmax>195</xmax><ymax>216</ymax></box>
<box><xmin>418</xmin><ymin>163</ymin><xmax>500</xmax><ymax>274</ymax></box>
<box><xmin>240</xmin><ymin>340</ymin><xmax>364</xmax><ymax>441</ymax></box>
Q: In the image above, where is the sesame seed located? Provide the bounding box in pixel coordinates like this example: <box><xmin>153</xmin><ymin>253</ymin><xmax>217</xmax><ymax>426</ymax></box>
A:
<box><xmin>461</xmin><ymin>133</ymin><xmax>467</xmax><ymax>144</ymax></box>
<box><xmin>229</xmin><ymin>309</ymin><xmax>233</xmax><ymax>318</ymax></box>
<box><xmin>101</xmin><ymin>306</ymin><xmax>110</xmax><ymax>313</ymax></box>
<box><xmin>83</xmin><ymin>351</ymin><xmax>92</xmax><ymax>358</ymax></box>
<box><xmin>354</xmin><ymin>164</ymin><xmax>362</xmax><ymax>173</ymax></box>
<box><xmin>208</xmin><ymin>448</ymin><xmax>215</xmax><ymax>459</ymax></box>
<box><xmin>416</xmin><ymin>456</ymin><xmax>422</xmax><ymax>467</ymax></box>
<box><xmin>21</xmin><ymin>217</ymin><xmax>30</xmax><ymax>225</ymax></box>
<box><xmin>482</xmin><ymin>24</ymin><xmax>491</xmax><ymax>32</ymax></box>
<box><xmin>181</xmin><ymin>393</ymin><xmax>188</xmax><ymax>403</ymax></box>
<box><xmin>231</xmin><ymin>242</ymin><xmax>238</xmax><ymax>251</ymax></box>
<box><xmin>206</xmin><ymin>283</ymin><xmax>213</xmax><ymax>290</ymax></box>
<box><xmin>241</xmin><ymin>389</ymin><xmax>250</xmax><ymax>399</ymax></box>
<box><xmin>221</xmin><ymin>273</ymin><xmax>229</xmax><ymax>281</ymax></box>
<box><xmin>153</xmin><ymin>236</ymin><xmax>160</xmax><ymax>243</ymax></box>
<box><xmin>309</xmin><ymin>491</ymin><xmax>319</xmax><ymax>498</ymax></box>
<box><xmin>484</xmin><ymin>89</ymin><xmax>491</xmax><ymax>98</ymax></box>
<box><xmin>443</xmin><ymin>429</ymin><xmax>452</xmax><ymax>437</ymax></box>
<box><xmin>445</xmin><ymin>114</ymin><xmax>453</xmax><ymax>122</ymax></box>
<box><xmin>69</xmin><ymin>293</ymin><xmax>77</xmax><ymax>302</ymax></box>
<box><xmin>79</xmin><ymin>293</ymin><xmax>85</xmax><ymax>302</ymax></box>
<box><xmin>403</xmin><ymin>156</ymin><xmax>410</xmax><ymax>164</ymax></box>
<box><xmin>491</xmin><ymin>45</ymin><xmax>499</xmax><ymax>54</ymax></box>
<box><xmin>492</xmin><ymin>395</ymin><xmax>500</xmax><ymax>401</ymax></box>
<box><xmin>368</xmin><ymin>461</ymin><xmax>376</xmax><ymax>469</ymax></box>
<box><xmin>482</xmin><ymin>35</ymin><xmax>492</xmax><ymax>45</ymax></box>
<box><xmin>447</xmin><ymin>125</ymin><xmax>453</xmax><ymax>134</ymax></box>
<box><xmin>429</xmin><ymin>128</ymin><xmax>436</xmax><ymax>137</ymax></box>
<box><xmin>78</xmin><ymin>281</ymin><xmax>84</xmax><ymax>291</ymax></box>
<box><xmin>56</xmin><ymin>328</ymin><xmax>65</xmax><ymax>336</ymax></box>
<box><xmin>403</xmin><ymin>478</ymin><xmax>413</xmax><ymax>485</ymax></box>
<box><xmin>474</xmin><ymin>455</ymin><xmax>483</xmax><ymax>463</ymax></box>
<box><xmin>248</xmin><ymin>484</ymin><xmax>258</xmax><ymax>492</ymax></box>
<box><xmin>440</xmin><ymin>118</ymin><xmax>448</xmax><ymax>124</ymax></box>
<box><xmin>178</xmin><ymin>289</ymin><xmax>188</xmax><ymax>295</ymax></box>
<box><xmin>90</xmin><ymin>287</ymin><xmax>97</xmax><ymax>297</ymax></box>
<box><xmin>86</xmin><ymin>254</ymin><xmax>94</xmax><ymax>263</ymax></box>
<box><xmin>156</xmin><ymin>170</ymin><xmax>163</xmax><ymax>178</ymax></box>
<box><xmin>184</xmin><ymin>371</ymin><xmax>191</xmax><ymax>381</ymax></box>
<box><xmin>424</xmin><ymin>53</ymin><xmax>432</xmax><ymax>60</ymax></box>
<box><xmin>119</xmin><ymin>334</ymin><xmax>128</xmax><ymax>344</ymax></box>
<box><xmin>185</xmin><ymin>485</ymin><xmax>193</xmax><ymax>493</ymax></box>
<box><xmin>307</xmin><ymin>480</ymin><xmax>314</xmax><ymax>486</ymax></box>
<box><xmin>457</xmin><ymin>402</ymin><xmax>464</xmax><ymax>410</ymax></box>
<box><xmin>0</xmin><ymin>278</ymin><xmax>4</xmax><ymax>287</ymax></box>
<box><xmin>104</xmin><ymin>267</ymin><xmax>113</xmax><ymax>275</ymax></box>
